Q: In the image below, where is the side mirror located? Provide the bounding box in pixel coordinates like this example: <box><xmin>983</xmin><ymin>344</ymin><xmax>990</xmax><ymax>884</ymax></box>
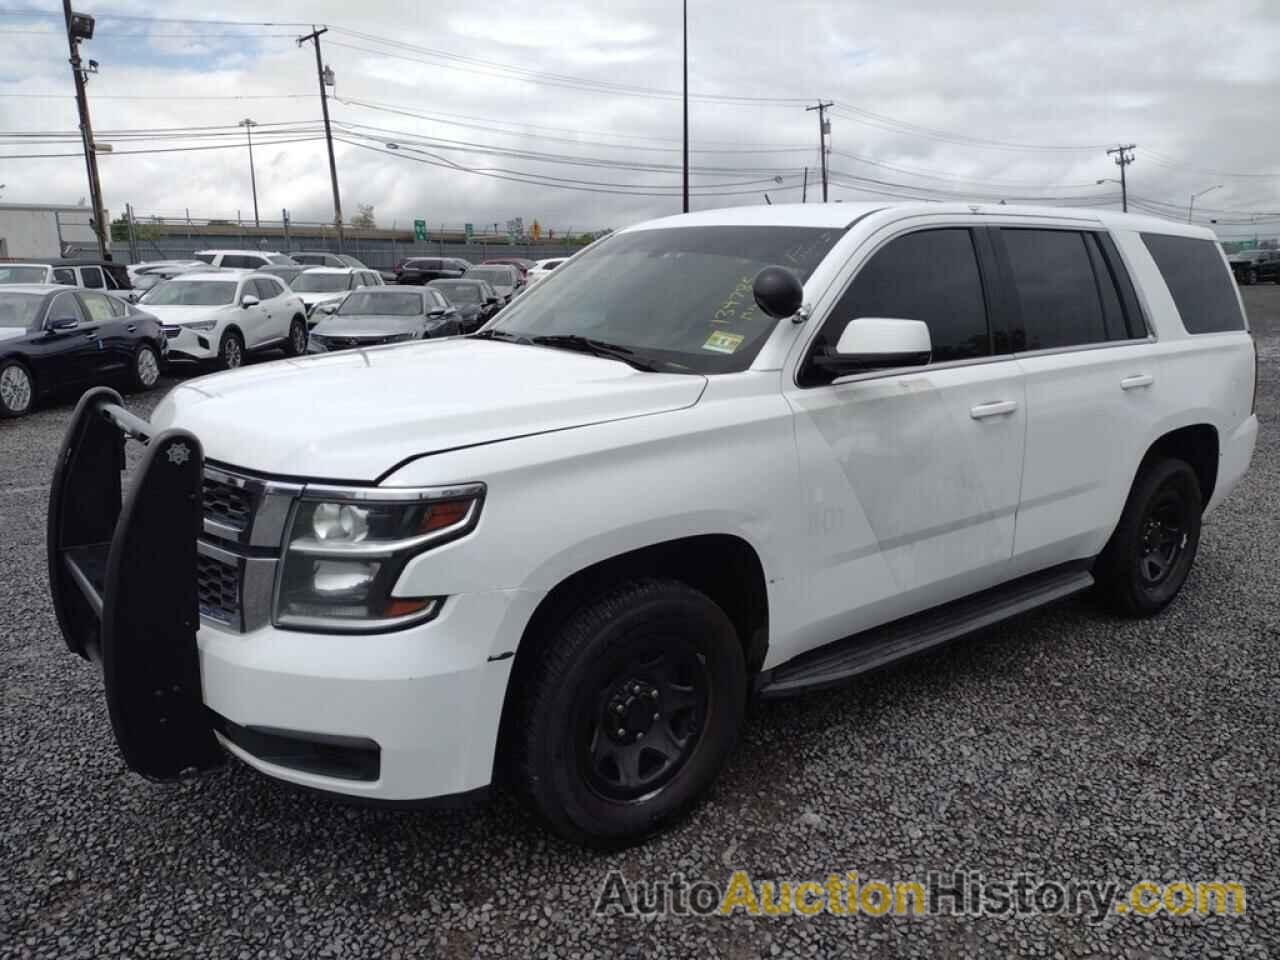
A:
<box><xmin>428</xmin><ymin>308</ymin><xmax>445</xmax><ymax>317</ymax></box>
<box><xmin>240</xmin><ymin>294</ymin><xmax>260</xmax><ymax>309</ymax></box>
<box><xmin>49</xmin><ymin>317</ymin><xmax>80</xmax><ymax>331</ymax></box>
<box><xmin>813</xmin><ymin>317</ymin><xmax>932</xmax><ymax>374</ymax></box>
<box><xmin>752</xmin><ymin>266</ymin><xmax>804</xmax><ymax>320</ymax></box>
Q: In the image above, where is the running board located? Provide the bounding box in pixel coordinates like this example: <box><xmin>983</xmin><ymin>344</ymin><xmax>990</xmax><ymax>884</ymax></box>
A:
<box><xmin>756</xmin><ymin>563</ymin><xmax>1094</xmax><ymax>699</ymax></box>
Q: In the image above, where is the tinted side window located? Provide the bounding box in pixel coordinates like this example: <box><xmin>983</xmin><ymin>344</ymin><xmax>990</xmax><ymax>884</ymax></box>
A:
<box><xmin>52</xmin><ymin>268</ymin><xmax>75</xmax><ymax>285</ymax></box>
<box><xmin>80</xmin><ymin>292</ymin><xmax>115</xmax><ymax>322</ymax></box>
<box><xmin>1084</xmin><ymin>235</ymin><xmax>1127</xmax><ymax>342</ymax></box>
<box><xmin>1141</xmin><ymin>233</ymin><xmax>1244</xmax><ymax>334</ymax></box>
<box><xmin>49</xmin><ymin>292</ymin><xmax>85</xmax><ymax>324</ymax></box>
<box><xmin>222</xmin><ymin>255</ymin><xmax>260</xmax><ymax>269</ymax></box>
<box><xmin>79</xmin><ymin>266</ymin><xmax>104</xmax><ymax>289</ymax></box>
<box><xmin>194</xmin><ymin>253</ymin><xmax>214</xmax><ymax>264</ymax></box>
<box><xmin>1001</xmin><ymin>229</ymin><xmax>1106</xmax><ymax>350</ymax></box>
<box><xmin>253</xmin><ymin>279</ymin><xmax>280</xmax><ymax>300</ymax></box>
<box><xmin>809</xmin><ymin>228</ymin><xmax>990</xmax><ymax>380</ymax></box>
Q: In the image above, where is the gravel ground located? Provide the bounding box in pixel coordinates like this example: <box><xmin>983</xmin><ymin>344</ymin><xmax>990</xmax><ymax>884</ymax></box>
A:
<box><xmin>3</xmin><ymin>290</ymin><xmax>1278</xmax><ymax>959</ymax></box>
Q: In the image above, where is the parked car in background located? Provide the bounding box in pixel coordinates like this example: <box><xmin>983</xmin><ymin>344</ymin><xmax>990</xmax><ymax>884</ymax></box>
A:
<box><xmin>481</xmin><ymin>257</ymin><xmax>535</xmax><ymax>278</ymax></box>
<box><xmin>131</xmin><ymin>263</ymin><xmax>207</xmax><ymax>295</ymax></box>
<box><xmin>0</xmin><ymin>258</ymin><xmax>136</xmax><ymax>303</ymax></box>
<box><xmin>257</xmin><ymin>264</ymin><xmax>314</xmax><ymax>287</ymax></box>
<box><xmin>1227</xmin><ymin>249</ymin><xmax>1279</xmax><ymax>285</ymax></box>
<box><xmin>525</xmin><ymin>257</ymin><xmax>568</xmax><ymax>286</ymax></box>
<box><xmin>307</xmin><ymin>287</ymin><xmax>462</xmax><ymax>353</ymax></box>
<box><xmin>427</xmin><ymin>278</ymin><xmax>502</xmax><ymax>332</ymax></box>
<box><xmin>0</xmin><ymin>285</ymin><xmax>166</xmax><ymax>418</ymax></box>
<box><xmin>291</xmin><ymin>251</ymin><xmax>370</xmax><ymax>270</ymax></box>
<box><xmin>464</xmin><ymin>263</ymin><xmax>522</xmax><ymax>302</ymax></box>
<box><xmin>193</xmin><ymin>249</ymin><xmax>297</xmax><ymax>270</ymax></box>
<box><xmin>46</xmin><ymin>203</ymin><xmax>1257</xmax><ymax>846</ymax></box>
<box><xmin>292</xmin><ymin>267</ymin><xmax>384</xmax><ymax>322</ymax></box>
<box><xmin>126</xmin><ymin>259</ymin><xmax>206</xmax><ymax>282</ymax></box>
<box><xmin>394</xmin><ymin>257</ymin><xmax>470</xmax><ymax>285</ymax></box>
<box><xmin>138</xmin><ymin>271</ymin><xmax>307</xmax><ymax>369</ymax></box>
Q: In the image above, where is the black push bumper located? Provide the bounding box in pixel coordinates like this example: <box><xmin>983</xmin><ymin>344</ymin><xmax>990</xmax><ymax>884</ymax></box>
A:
<box><xmin>48</xmin><ymin>386</ymin><xmax>224</xmax><ymax>780</ymax></box>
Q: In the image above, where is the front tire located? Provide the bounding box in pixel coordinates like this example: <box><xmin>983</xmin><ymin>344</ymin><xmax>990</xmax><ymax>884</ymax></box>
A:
<box><xmin>512</xmin><ymin>579</ymin><xmax>746</xmax><ymax>847</ymax></box>
<box><xmin>218</xmin><ymin>330</ymin><xmax>244</xmax><ymax>370</ymax></box>
<box><xmin>1095</xmin><ymin>458</ymin><xmax>1202</xmax><ymax>617</ymax></box>
<box><xmin>285</xmin><ymin>317</ymin><xmax>307</xmax><ymax>357</ymax></box>
<box><xmin>128</xmin><ymin>343</ymin><xmax>161</xmax><ymax>392</ymax></box>
<box><xmin>1247</xmin><ymin>268</ymin><xmax>1259</xmax><ymax>285</ymax></box>
<box><xmin>0</xmin><ymin>359</ymin><xmax>34</xmax><ymax>418</ymax></box>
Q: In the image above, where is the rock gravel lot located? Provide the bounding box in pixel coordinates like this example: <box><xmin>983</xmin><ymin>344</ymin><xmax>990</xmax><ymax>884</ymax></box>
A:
<box><xmin>3</xmin><ymin>288</ymin><xmax>1278</xmax><ymax>959</ymax></box>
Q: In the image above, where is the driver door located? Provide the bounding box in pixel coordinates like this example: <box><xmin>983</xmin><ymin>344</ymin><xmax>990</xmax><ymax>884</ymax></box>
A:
<box><xmin>779</xmin><ymin>224</ymin><xmax>1027</xmax><ymax>659</ymax></box>
<box><xmin>236</xmin><ymin>279</ymin><xmax>271</xmax><ymax>349</ymax></box>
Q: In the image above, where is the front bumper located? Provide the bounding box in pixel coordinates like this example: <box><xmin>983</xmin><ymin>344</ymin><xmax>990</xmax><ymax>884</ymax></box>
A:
<box><xmin>162</xmin><ymin>324</ymin><xmax>218</xmax><ymax>362</ymax></box>
<box><xmin>47</xmin><ymin>387</ymin><xmax>532</xmax><ymax>802</ymax></box>
<box><xmin>201</xmin><ymin>589</ymin><xmax>533</xmax><ymax>800</ymax></box>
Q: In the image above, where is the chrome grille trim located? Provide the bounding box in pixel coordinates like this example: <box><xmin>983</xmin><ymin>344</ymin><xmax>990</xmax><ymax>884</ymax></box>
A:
<box><xmin>201</xmin><ymin>465</ymin><xmax>302</xmax><ymax>548</ymax></box>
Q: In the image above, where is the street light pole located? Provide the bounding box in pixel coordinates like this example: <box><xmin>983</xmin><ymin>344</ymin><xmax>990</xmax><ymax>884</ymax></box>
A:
<box><xmin>238</xmin><ymin>118</ymin><xmax>260</xmax><ymax>229</ymax></box>
<box><xmin>298</xmin><ymin>26</ymin><xmax>344</xmax><ymax>252</ymax></box>
<box><xmin>62</xmin><ymin>1</ymin><xmax>109</xmax><ymax>260</ymax></box>
<box><xmin>1188</xmin><ymin>184</ymin><xmax>1223</xmax><ymax>223</ymax></box>
<box><xmin>681</xmin><ymin>0</ymin><xmax>689</xmax><ymax>214</ymax></box>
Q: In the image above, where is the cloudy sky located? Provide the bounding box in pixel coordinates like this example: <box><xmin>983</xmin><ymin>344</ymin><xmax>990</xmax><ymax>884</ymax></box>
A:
<box><xmin>1</xmin><ymin>0</ymin><xmax>1277</xmax><ymax>240</ymax></box>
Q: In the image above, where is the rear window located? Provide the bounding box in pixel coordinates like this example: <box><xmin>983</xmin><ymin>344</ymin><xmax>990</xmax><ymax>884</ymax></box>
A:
<box><xmin>1141</xmin><ymin>234</ymin><xmax>1245</xmax><ymax>334</ymax></box>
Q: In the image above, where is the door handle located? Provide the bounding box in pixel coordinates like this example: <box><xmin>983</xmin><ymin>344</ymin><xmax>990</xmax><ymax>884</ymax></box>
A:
<box><xmin>126</xmin><ymin>324</ymin><xmax>137</xmax><ymax>333</ymax></box>
<box><xmin>82</xmin><ymin>332</ymin><xmax>98</xmax><ymax>339</ymax></box>
<box><xmin>1121</xmin><ymin>374</ymin><xmax>1154</xmax><ymax>390</ymax></box>
<box><xmin>970</xmin><ymin>400</ymin><xmax>1018</xmax><ymax>419</ymax></box>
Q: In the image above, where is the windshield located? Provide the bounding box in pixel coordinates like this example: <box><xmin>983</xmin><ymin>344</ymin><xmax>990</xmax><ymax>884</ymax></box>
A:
<box><xmin>467</xmin><ymin>267</ymin><xmax>514</xmax><ymax>285</ymax></box>
<box><xmin>338</xmin><ymin>291</ymin><xmax>422</xmax><ymax>317</ymax></box>
<box><xmin>0</xmin><ymin>292</ymin><xmax>44</xmax><ymax>329</ymax></box>
<box><xmin>268</xmin><ymin>254</ymin><xmax>295</xmax><ymax>265</ymax></box>
<box><xmin>0</xmin><ymin>266</ymin><xmax>48</xmax><ymax>284</ymax></box>
<box><xmin>487</xmin><ymin>226</ymin><xmax>842</xmax><ymax>373</ymax></box>
<box><xmin>141</xmin><ymin>280</ymin><xmax>237</xmax><ymax>306</ymax></box>
<box><xmin>338</xmin><ymin>255</ymin><xmax>367</xmax><ymax>268</ymax></box>
<box><xmin>433</xmin><ymin>283</ymin><xmax>480</xmax><ymax>304</ymax></box>
<box><xmin>293</xmin><ymin>272</ymin><xmax>353</xmax><ymax>293</ymax></box>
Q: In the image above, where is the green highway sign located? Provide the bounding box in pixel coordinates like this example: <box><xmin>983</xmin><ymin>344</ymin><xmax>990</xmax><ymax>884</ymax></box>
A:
<box><xmin>414</xmin><ymin>219</ymin><xmax>427</xmax><ymax>241</ymax></box>
<box><xmin>464</xmin><ymin>222</ymin><xmax>474</xmax><ymax>243</ymax></box>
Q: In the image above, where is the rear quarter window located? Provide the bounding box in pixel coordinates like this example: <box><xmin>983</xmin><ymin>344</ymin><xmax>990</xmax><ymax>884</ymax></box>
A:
<box><xmin>1141</xmin><ymin>234</ymin><xmax>1245</xmax><ymax>334</ymax></box>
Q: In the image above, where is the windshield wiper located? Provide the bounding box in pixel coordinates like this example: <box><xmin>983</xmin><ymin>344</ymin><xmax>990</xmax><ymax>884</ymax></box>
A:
<box><xmin>528</xmin><ymin>335</ymin><xmax>660</xmax><ymax>372</ymax></box>
<box><xmin>472</xmin><ymin>328</ymin><xmax>531</xmax><ymax>344</ymax></box>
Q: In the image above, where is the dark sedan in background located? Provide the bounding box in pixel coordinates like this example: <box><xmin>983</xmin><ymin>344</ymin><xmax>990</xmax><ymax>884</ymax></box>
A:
<box><xmin>0</xmin><ymin>285</ymin><xmax>166</xmax><ymax>418</ymax></box>
<box><xmin>1228</xmin><ymin>250</ymin><xmax>1279</xmax><ymax>285</ymax></box>
<box><xmin>394</xmin><ymin>257</ymin><xmax>471</xmax><ymax>285</ymax></box>
<box><xmin>463</xmin><ymin>264</ymin><xmax>522</xmax><ymax>303</ymax></box>
<box><xmin>306</xmin><ymin>287</ymin><xmax>463</xmax><ymax>354</ymax></box>
<box><xmin>426</xmin><ymin>278</ymin><xmax>502</xmax><ymax>332</ymax></box>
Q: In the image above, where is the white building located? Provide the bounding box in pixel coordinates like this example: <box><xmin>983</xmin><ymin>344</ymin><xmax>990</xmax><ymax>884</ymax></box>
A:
<box><xmin>0</xmin><ymin>202</ymin><xmax>102</xmax><ymax>259</ymax></box>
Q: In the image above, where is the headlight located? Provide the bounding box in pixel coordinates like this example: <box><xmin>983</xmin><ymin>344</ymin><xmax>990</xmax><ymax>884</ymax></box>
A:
<box><xmin>185</xmin><ymin>319</ymin><xmax>217</xmax><ymax>331</ymax></box>
<box><xmin>314</xmin><ymin>301</ymin><xmax>340</xmax><ymax>316</ymax></box>
<box><xmin>274</xmin><ymin>484</ymin><xmax>484</xmax><ymax>632</ymax></box>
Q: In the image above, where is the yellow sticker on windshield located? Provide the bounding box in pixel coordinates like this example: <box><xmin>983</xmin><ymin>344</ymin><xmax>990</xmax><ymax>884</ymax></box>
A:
<box><xmin>703</xmin><ymin>330</ymin><xmax>745</xmax><ymax>354</ymax></box>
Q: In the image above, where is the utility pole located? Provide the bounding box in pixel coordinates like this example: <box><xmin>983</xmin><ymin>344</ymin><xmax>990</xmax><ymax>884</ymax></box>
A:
<box><xmin>681</xmin><ymin>0</ymin><xmax>689</xmax><ymax>213</ymax></box>
<box><xmin>298</xmin><ymin>26</ymin><xmax>344</xmax><ymax>252</ymax></box>
<box><xmin>1106</xmin><ymin>144</ymin><xmax>1135</xmax><ymax>213</ymax></box>
<box><xmin>62</xmin><ymin>2</ymin><xmax>108</xmax><ymax>260</ymax></box>
<box><xmin>802</xmin><ymin>166</ymin><xmax>808</xmax><ymax>203</ymax></box>
<box><xmin>806</xmin><ymin>101</ymin><xmax>833</xmax><ymax>202</ymax></box>
<box><xmin>238</xmin><ymin>119</ymin><xmax>260</xmax><ymax>228</ymax></box>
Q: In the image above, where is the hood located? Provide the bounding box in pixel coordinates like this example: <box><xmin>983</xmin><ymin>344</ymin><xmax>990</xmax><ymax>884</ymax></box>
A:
<box><xmin>0</xmin><ymin>326</ymin><xmax>28</xmax><ymax>343</ymax></box>
<box><xmin>298</xmin><ymin>291</ymin><xmax>347</xmax><ymax>307</ymax></box>
<box><xmin>149</xmin><ymin>337</ymin><xmax>707</xmax><ymax>481</ymax></box>
<box><xmin>311</xmin><ymin>315</ymin><xmax>420</xmax><ymax>339</ymax></box>
<box><xmin>142</xmin><ymin>304</ymin><xmax>227</xmax><ymax>325</ymax></box>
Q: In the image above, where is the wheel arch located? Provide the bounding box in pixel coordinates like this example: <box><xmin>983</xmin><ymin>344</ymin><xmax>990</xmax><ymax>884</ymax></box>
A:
<box><xmin>1138</xmin><ymin>423</ymin><xmax>1219</xmax><ymax>504</ymax></box>
<box><xmin>494</xmin><ymin>533</ymin><xmax>770</xmax><ymax>778</ymax></box>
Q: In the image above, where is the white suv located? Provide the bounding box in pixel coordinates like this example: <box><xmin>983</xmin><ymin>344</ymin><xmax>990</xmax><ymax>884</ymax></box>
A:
<box><xmin>193</xmin><ymin>249</ymin><xmax>297</xmax><ymax>270</ymax></box>
<box><xmin>49</xmin><ymin>203</ymin><xmax>1257</xmax><ymax>846</ymax></box>
<box><xmin>137</xmin><ymin>271</ymin><xmax>308</xmax><ymax>368</ymax></box>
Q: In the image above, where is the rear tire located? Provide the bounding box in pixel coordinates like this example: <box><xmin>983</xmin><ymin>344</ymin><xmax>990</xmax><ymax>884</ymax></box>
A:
<box><xmin>128</xmin><ymin>343</ymin><xmax>161</xmax><ymax>392</ymax></box>
<box><xmin>285</xmin><ymin>317</ymin><xmax>307</xmax><ymax>357</ymax></box>
<box><xmin>218</xmin><ymin>330</ymin><xmax>244</xmax><ymax>370</ymax></box>
<box><xmin>512</xmin><ymin>579</ymin><xmax>746</xmax><ymax>848</ymax></box>
<box><xmin>1247</xmin><ymin>268</ymin><xmax>1258</xmax><ymax>285</ymax></box>
<box><xmin>0</xmin><ymin>359</ymin><xmax>34</xmax><ymax>418</ymax></box>
<box><xmin>1094</xmin><ymin>458</ymin><xmax>1202</xmax><ymax>617</ymax></box>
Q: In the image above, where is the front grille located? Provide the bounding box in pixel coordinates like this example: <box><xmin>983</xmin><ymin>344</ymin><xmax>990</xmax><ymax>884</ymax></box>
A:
<box><xmin>202</xmin><ymin>475</ymin><xmax>253</xmax><ymax>532</ymax></box>
<box><xmin>197</xmin><ymin>553</ymin><xmax>240</xmax><ymax>624</ymax></box>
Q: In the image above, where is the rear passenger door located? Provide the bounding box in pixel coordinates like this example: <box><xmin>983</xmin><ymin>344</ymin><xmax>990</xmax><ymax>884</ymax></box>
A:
<box><xmin>77</xmin><ymin>291</ymin><xmax>131</xmax><ymax>374</ymax></box>
<box><xmin>993</xmin><ymin>227</ymin><xmax>1158</xmax><ymax>574</ymax></box>
<box><xmin>783</xmin><ymin>225</ymin><xmax>1027</xmax><ymax>655</ymax></box>
<box><xmin>252</xmin><ymin>278</ymin><xmax>289</xmax><ymax>345</ymax></box>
